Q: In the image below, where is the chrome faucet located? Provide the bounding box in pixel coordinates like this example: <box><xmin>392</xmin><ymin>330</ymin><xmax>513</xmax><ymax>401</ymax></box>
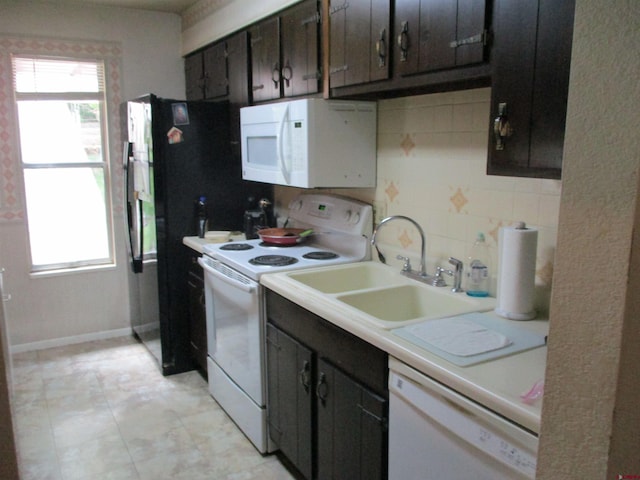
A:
<box><xmin>371</xmin><ymin>215</ymin><xmax>428</xmax><ymax>278</ymax></box>
<box><xmin>436</xmin><ymin>257</ymin><xmax>465</xmax><ymax>292</ymax></box>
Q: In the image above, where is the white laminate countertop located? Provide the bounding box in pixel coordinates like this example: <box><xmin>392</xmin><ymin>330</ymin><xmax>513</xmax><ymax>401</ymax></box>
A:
<box><xmin>260</xmin><ymin>264</ymin><xmax>548</xmax><ymax>435</ymax></box>
<box><xmin>183</xmin><ymin>233</ymin><xmax>245</xmax><ymax>254</ymax></box>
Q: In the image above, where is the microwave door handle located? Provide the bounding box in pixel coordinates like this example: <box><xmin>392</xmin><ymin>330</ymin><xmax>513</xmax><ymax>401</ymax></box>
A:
<box><xmin>277</xmin><ymin>103</ymin><xmax>292</xmax><ymax>184</ymax></box>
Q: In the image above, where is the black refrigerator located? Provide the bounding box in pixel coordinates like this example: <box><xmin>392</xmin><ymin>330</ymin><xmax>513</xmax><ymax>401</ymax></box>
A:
<box><xmin>122</xmin><ymin>94</ymin><xmax>271</xmax><ymax>375</ymax></box>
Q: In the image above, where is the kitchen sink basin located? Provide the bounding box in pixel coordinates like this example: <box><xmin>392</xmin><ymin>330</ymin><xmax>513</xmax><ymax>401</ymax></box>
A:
<box><xmin>336</xmin><ymin>284</ymin><xmax>493</xmax><ymax>329</ymax></box>
<box><xmin>286</xmin><ymin>262</ymin><xmax>405</xmax><ymax>294</ymax></box>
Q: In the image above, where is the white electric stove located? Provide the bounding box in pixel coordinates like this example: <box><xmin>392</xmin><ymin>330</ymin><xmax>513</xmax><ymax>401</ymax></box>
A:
<box><xmin>198</xmin><ymin>194</ymin><xmax>373</xmax><ymax>453</ymax></box>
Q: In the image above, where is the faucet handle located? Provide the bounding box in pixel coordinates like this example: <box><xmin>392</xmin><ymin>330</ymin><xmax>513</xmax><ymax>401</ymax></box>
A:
<box><xmin>447</xmin><ymin>257</ymin><xmax>465</xmax><ymax>292</ymax></box>
<box><xmin>449</xmin><ymin>257</ymin><xmax>463</xmax><ymax>271</ymax></box>
<box><xmin>396</xmin><ymin>255</ymin><xmax>412</xmax><ymax>272</ymax></box>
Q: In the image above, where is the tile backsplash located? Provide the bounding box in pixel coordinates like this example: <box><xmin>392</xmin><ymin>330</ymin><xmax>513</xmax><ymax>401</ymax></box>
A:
<box><xmin>275</xmin><ymin>88</ymin><xmax>560</xmax><ymax>315</ymax></box>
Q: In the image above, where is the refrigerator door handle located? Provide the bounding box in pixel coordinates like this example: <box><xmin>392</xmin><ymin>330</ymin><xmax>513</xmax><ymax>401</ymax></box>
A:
<box><xmin>124</xmin><ymin>141</ymin><xmax>143</xmax><ymax>273</ymax></box>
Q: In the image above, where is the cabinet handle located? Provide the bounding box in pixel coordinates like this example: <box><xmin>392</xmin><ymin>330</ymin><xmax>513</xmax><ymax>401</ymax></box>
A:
<box><xmin>299</xmin><ymin>360</ymin><xmax>311</xmax><ymax>393</ymax></box>
<box><xmin>329</xmin><ymin>65</ymin><xmax>348</xmax><ymax>75</ymax></box>
<box><xmin>272</xmin><ymin>63</ymin><xmax>281</xmax><ymax>89</ymax></box>
<box><xmin>376</xmin><ymin>28</ymin><xmax>387</xmax><ymax>68</ymax></box>
<box><xmin>252</xmin><ymin>84</ymin><xmax>265</xmax><ymax>91</ymax></box>
<box><xmin>357</xmin><ymin>403</ymin><xmax>386</xmax><ymax>427</ymax></box>
<box><xmin>282</xmin><ymin>61</ymin><xmax>293</xmax><ymax>88</ymax></box>
<box><xmin>301</xmin><ymin>11</ymin><xmax>320</xmax><ymax>25</ymax></box>
<box><xmin>329</xmin><ymin>2</ymin><xmax>349</xmax><ymax>15</ymax></box>
<box><xmin>449</xmin><ymin>30</ymin><xmax>486</xmax><ymax>49</ymax></box>
<box><xmin>397</xmin><ymin>21</ymin><xmax>410</xmax><ymax>62</ymax></box>
<box><xmin>493</xmin><ymin>102</ymin><xmax>513</xmax><ymax>150</ymax></box>
<box><xmin>316</xmin><ymin>372</ymin><xmax>328</xmax><ymax>404</ymax></box>
<box><xmin>302</xmin><ymin>70</ymin><xmax>321</xmax><ymax>81</ymax></box>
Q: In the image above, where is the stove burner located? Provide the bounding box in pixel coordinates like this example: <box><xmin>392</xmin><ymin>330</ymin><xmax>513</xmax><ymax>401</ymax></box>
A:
<box><xmin>220</xmin><ymin>243</ymin><xmax>254</xmax><ymax>251</ymax></box>
<box><xmin>249</xmin><ymin>255</ymin><xmax>299</xmax><ymax>267</ymax></box>
<box><xmin>303</xmin><ymin>251</ymin><xmax>339</xmax><ymax>260</ymax></box>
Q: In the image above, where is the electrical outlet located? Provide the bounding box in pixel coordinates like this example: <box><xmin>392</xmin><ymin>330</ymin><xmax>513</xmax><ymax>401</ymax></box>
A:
<box><xmin>373</xmin><ymin>200</ymin><xmax>387</xmax><ymax>225</ymax></box>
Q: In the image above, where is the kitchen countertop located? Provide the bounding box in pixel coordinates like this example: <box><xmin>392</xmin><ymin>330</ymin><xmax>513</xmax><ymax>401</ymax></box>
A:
<box><xmin>261</xmin><ymin>265</ymin><xmax>548</xmax><ymax>435</ymax></box>
<box><xmin>183</xmin><ymin>233</ymin><xmax>245</xmax><ymax>254</ymax></box>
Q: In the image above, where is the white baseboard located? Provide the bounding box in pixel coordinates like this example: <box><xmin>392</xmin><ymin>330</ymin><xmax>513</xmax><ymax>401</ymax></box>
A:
<box><xmin>11</xmin><ymin>327</ymin><xmax>133</xmax><ymax>354</ymax></box>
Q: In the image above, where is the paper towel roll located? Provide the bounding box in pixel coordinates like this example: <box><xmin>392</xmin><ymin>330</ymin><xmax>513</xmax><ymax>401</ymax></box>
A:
<box><xmin>495</xmin><ymin>223</ymin><xmax>538</xmax><ymax>320</ymax></box>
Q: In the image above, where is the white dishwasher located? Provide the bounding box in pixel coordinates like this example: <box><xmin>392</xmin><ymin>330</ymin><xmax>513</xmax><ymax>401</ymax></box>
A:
<box><xmin>388</xmin><ymin>357</ymin><xmax>538</xmax><ymax>479</ymax></box>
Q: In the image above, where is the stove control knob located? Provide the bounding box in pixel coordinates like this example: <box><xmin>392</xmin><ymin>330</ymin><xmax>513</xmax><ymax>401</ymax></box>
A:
<box><xmin>289</xmin><ymin>199</ymin><xmax>303</xmax><ymax>212</ymax></box>
<box><xmin>342</xmin><ymin>209</ymin><xmax>353</xmax><ymax>223</ymax></box>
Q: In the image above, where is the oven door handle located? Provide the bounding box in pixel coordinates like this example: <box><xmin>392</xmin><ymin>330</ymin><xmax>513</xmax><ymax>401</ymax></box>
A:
<box><xmin>198</xmin><ymin>257</ymin><xmax>256</xmax><ymax>293</ymax></box>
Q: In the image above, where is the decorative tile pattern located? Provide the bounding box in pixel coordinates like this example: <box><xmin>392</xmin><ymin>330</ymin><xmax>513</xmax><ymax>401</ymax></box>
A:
<box><xmin>400</xmin><ymin>133</ymin><xmax>415</xmax><ymax>156</ymax></box>
<box><xmin>488</xmin><ymin>220</ymin><xmax>504</xmax><ymax>245</ymax></box>
<box><xmin>0</xmin><ymin>35</ymin><xmax>123</xmax><ymax>222</ymax></box>
<box><xmin>449</xmin><ymin>187</ymin><xmax>469</xmax><ymax>213</ymax></box>
<box><xmin>385</xmin><ymin>181</ymin><xmax>399</xmax><ymax>203</ymax></box>
<box><xmin>398</xmin><ymin>229</ymin><xmax>413</xmax><ymax>249</ymax></box>
<box><xmin>537</xmin><ymin>260</ymin><xmax>554</xmax><ymax>286</ymax></box>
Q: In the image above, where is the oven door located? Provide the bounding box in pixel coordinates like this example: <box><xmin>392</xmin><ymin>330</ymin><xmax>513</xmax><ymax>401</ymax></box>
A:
<box><xmin>198</xmin><ymin>257</ymin><xmax>263</xmax><ymax>406</ymax></box>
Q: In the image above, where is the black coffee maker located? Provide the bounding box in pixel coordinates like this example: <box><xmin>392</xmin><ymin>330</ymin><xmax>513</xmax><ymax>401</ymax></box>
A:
<box><xmin>244</xmin><ymin>197</ymin><xmax>271</xmax><ymax>239</ymax></box>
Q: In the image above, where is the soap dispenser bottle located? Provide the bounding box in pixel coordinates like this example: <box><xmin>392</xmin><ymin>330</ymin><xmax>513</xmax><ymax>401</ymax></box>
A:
<box><xmin>466</xmin><ymin>232</ymin><xmax>491</xmax><ymax>297</ymax></box>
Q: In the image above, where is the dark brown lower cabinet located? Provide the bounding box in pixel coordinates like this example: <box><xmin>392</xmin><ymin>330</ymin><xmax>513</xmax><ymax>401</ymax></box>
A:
<box><xmin>187</xmin><ymin>253</ymin><xmax>207</xmax><ymax>373</ymax></box>
<box><xmin>266</xmin><ymin>290</ymin><xmax>388</xmax><ymax>480</ymax></box>
<box><xmin>316</xmin><ymin>358</ymin><xmax>386</xmax><ymax>480</ymax></box>
<box><xmin>267</xmin><ymin>325</ymin><xmax>313</xmax><ymax>479</ymax></box>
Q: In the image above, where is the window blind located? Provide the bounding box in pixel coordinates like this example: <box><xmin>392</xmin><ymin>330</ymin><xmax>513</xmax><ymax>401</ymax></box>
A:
<box><xmin>12</xmin><ymin>56</ymin><xmax>105</xmax><ymax>94</ymax></box>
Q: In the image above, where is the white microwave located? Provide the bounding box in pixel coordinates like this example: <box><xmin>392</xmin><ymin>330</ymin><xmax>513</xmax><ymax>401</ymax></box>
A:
<box><xmin>240</xmin><ymin>98</ymin><xmax>377</xmax><ymax>188</ymax></box>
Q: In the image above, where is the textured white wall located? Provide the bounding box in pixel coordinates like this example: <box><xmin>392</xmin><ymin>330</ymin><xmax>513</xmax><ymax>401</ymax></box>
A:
<box><xmin>537</xmin><ymin>0</ymin><xmax>640</xmax><ymax>477</ymax></box>
<box><xmin>0</xmin><ymin>1</ymin><xmax>185</xmax><ymax>348</ymax></box>
<box><xmin>182</xmin><ymin>0</ymin><xmax>301</xmax><ymax>54</ymax></box>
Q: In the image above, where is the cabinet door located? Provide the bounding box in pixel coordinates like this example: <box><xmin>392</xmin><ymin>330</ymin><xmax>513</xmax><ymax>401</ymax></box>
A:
<box><xmin>185</xmin><ymin>53</ymin><xmax>204</xmax><ymax>100</ymax></box>
<box><xmin>281</xmin><ymin>0</ymin><xmax>320</xmax><ymax>97</ymax></box>
<box><xmin>203</xmin><ymin>42</ymin><xmax>228</xmax><ymax>98</ymax></box>
<box><xmin>187</xmin><ymin>255</ymin><xmax>207</xmax><ymax>372</ymax></box>
<box><xmin>266</xmin><ymin>324</ymin><xmax>313</xmax><ymax>480</ymax></box>
<box><xmin>316</xmin><ymin>358</ymin><xmax>386</xmax><ymax>480</ymax></box>
<box><xmin>226</xmin><ymin>31</ymin><xmax>250</xmax><ymax>157</ymax></box>
<box><xmin>249</xmin><ymin>17</ymin><xmax>281</xmax><ymax>102</ymax></box>
<box><xmin>488</xmin><ymin>0</ymin><xmax>574</xmax><ymax>178</ymax></box>
<box><xmin>329</xmin><ymin>0</ymin><xmax>390</xmax><ymax>88</ymax></box>
<box><xmin>395</xmin><ymin>0</ymin><xmax>486</xmax><ymax>77</ymax></box>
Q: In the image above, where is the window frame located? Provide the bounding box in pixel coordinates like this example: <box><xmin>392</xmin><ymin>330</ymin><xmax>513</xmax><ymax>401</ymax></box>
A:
<box><xmin>12</xmin><ymin>55</ymin><xmax>116</xmax><ymax>273</ymax></box>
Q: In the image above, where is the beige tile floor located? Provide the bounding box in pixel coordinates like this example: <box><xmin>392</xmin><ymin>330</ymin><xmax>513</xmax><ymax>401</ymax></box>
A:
<box><xmin>11</xmin><ymin>335</ymin><xmax>296</xmax><ymax>480</ymax></box>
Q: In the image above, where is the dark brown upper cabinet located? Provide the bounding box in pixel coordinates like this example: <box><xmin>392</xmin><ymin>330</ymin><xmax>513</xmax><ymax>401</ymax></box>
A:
<box><xmin>249</xmin><ymin>17</ymin><xmax>281</xmax><ymax>102</ymax></box>
<box><xmin>184</xmin><ymin>41</ymin><xmax>228</xmax><ymax>100</ymax></box>
<box><xmin>250</xmin><ymin>0</ymin><xmax>321</xmax><ymax>102</ymax></box>
<box><xmin>487</xmin><ymin>0</ymin><xmax>575</xmax><ymax>179</ymax></box>
<box><xmin>281</xmin><ymin>0</ymin><xmax>321</xmax><ymax>97</ymax></box>
<box><xmin>328</xmin><ymin>0</ymin><xmax>391</xmax><ymax>89</ymax></box>
<box><xmin>394</xmin><ymin>0</ymin><xmax>487</xmax><ymax>77</ymax></box>
<box><xmin>226</xmin><ymin>31</ymin><xmax>251</xmax><ymax>156</ymax></box>
<box><xmin>184</xmin><ymin>52</ymin><xmax>205</xmax><ymax>100</ymax></box>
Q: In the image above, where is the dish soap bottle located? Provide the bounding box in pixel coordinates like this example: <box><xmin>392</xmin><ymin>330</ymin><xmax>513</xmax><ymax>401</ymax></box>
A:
<box><xmin>466</xmin><ymin>232</ymin><xmax>490</xmax><ymax>297</ymax></box>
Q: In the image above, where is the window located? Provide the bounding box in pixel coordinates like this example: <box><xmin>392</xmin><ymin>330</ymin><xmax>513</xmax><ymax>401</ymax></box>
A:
<box><xmin>12</xmin><ymin>56</ymin><xmax>114</xmax><ymax>272</ymax></box>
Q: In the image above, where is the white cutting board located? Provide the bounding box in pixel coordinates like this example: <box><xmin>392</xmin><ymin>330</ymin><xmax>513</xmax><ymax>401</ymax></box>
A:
<box><xmin>392</xmin><ymin>312</ymin><xmax>546</xmax><ymax>367</ymax></box>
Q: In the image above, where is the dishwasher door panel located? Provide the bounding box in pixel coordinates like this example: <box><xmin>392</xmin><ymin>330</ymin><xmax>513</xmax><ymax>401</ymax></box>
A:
<box><xmin>388</xmin><ymin>361</ymin><xmax>538</xmax><ymax>480</ymax></box>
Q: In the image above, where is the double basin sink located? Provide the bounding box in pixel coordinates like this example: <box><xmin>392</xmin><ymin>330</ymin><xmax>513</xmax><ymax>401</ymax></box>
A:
<box><xmin>283</xmin><ymin>261</ymin><xmax>495</xmax><ymax>329</ymax></box>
